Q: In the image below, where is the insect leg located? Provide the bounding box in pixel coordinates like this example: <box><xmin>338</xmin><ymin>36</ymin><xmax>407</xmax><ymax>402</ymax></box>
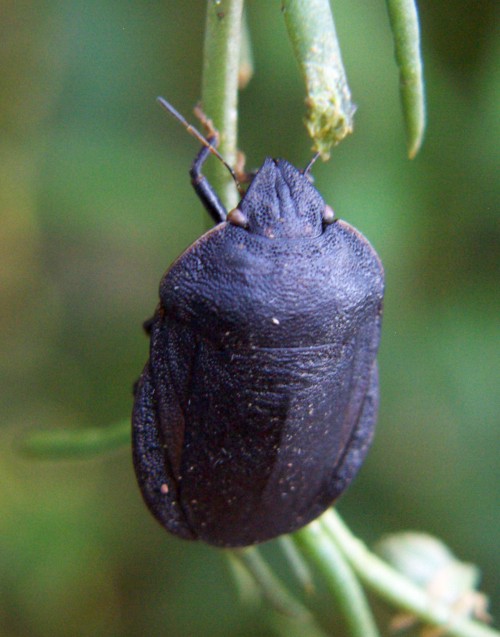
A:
<box><xmin>190</xmin><ymin>138</ymin><xmax>228</xmax><ymax>225</ymax></box>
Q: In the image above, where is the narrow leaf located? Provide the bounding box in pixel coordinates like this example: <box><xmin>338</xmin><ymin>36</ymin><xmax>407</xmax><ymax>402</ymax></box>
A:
<box><xmin>386</xmin><ymin>0</ymin><xmax>426</xmax><ymax>158</ymax></box>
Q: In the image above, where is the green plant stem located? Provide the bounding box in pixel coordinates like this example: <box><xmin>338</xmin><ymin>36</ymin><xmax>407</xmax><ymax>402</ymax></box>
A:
<box><xmin>279</xmin><ymin>535</ymin><xmax>315</xmax><ymax>594</ymax></box>
<box><xmin>201</xmin><ymin>0</ymin><xmax>244</xmax><ymax>212</ymax></box>
<box><xmin>385</xmin><ymin>0</ymin><xmax>426</xmax><ymax>158</ymax></box>
<box><xmin>20</xmin><ymin>419</ymin><xmax>130</xmax><ymax>459</ymax></box>
<box><xmin>321</xmin><ymin>510</ymin><xmax>498</xmax><ymax>637</ymax></box>
<box><xmin>293</xmin><ymin>521</ymin><xmax>381</xmax><ymax>637</ymax></box>
<box><xmin>281</xmin><ymin>0</ymin><xmax>355</xmax><ymax>158</ymax></box>
<box><xmin>232</xmin><ymin>547</ymin><xmax>330</xmax><ymax>637</ymax></box>
<box><xmin>225</xmin><ymin>551</ymin><xmax>261</xmax><ymax>605</ymax></box>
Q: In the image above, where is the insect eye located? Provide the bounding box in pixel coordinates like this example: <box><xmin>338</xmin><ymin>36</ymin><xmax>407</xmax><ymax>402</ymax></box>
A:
<box><xmin>323</xmin><ymin>205</ymin><xmax>335</xmax><ymax>225</ymax></box>
<box><xmin>227</xmin><ymin>208</ymin><xmax>249</xmax><ymax>228</ymax></box>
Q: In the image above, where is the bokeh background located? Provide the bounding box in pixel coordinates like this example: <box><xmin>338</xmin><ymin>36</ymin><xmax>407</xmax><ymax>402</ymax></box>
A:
<box><xmin>1</xmin><ymin>1</ymin><xmax>498</xmax><ymax>636</ymax></box>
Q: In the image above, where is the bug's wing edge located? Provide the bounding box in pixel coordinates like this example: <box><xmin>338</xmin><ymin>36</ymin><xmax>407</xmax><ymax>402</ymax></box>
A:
<box><xmin>132</xmin><ymin>361</ymin><xmax>196</xmax><ymax>540</ymax></box>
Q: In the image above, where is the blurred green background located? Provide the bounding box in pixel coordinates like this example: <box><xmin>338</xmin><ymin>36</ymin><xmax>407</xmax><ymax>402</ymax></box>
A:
<box><xmin>1</xmin><ymin>1</ymin><xmax>498</xmax><ymax>636</ymax></box>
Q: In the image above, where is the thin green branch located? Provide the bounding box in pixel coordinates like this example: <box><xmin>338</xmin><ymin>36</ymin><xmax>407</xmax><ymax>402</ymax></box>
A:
<box><xmin>232</xmin><ymin>547</ymin><xmax>330</xmax><ymax>637</ymax></box>
<box><xmin>281</xmin><ymin>0</ymin><xmax>355</xmax><ymax>159</ymax></box>
<box><xmin>385</xmin><ymin>0</ymin><xmax>426</xmax><ymax>158</ymax></box>
<box><xmin>19</xmin><ymin>419</ymin><xmax>130</xmax><ymax>459</ymax></box>
<box><xmin>321</xmin><ymin>510</ymin><xmax>498</xmax><ymax>637</ymax></box>
<box><xmin>293</xmin><ymin>521</ymin><xmax>381</xmax><ymax>637</ymax></box>
<box><xmin>225</xmin><ymin>551</ymin><xmax>261</xmax><ymax>605</ymax></box>
<box><xmin>201</xmin><ymin>0</ymin><xmax>244</xmax><ymax>211</ymax></box>
<box><xmin>279</xmin><ymin>535</ymin><xmax>315</xmax><ymax>594</ymax></box>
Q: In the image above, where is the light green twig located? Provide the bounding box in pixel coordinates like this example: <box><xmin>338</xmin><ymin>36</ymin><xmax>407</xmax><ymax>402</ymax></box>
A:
<box><xmin>321</xmin><ymin>510</ymin><xmax>498</xmax><ymax>637</ymax></box>
<box><xmin>385</xmin><ymin>0</ymin><xmax>426</xmax><ymax>157</ymax></box>
<box><xmin>20</xmin><ymin>419</ymin><xmax>130</xmax><ymax>459</ymax></box>
<box><xmin>281</xmin><ymin>0</ymin><xmax>355</xmax><ymax>159</ymax></box>
<box><xmin>293</xmin><ymin>521</ymin><xmax>381</xmax><ymax>637</ymax></box>
<box><xmin>201</xmin><ymin>0</ymin><xmax>244</xmax><ymax>211</ymax></box>
<box><xmin>279</xmin><ymin>535</ymin><xmax>315</xmax><ymax>594</ymax></box>
<box><xmin>232</xmin><ymin>547</ymin><xmax>330</xmax><ymax>637</ymax></box>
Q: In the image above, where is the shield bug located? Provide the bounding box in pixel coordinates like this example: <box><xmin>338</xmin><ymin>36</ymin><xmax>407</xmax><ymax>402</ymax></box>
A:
<box><xmin>132</xmin><ymin>98</ymin><xmax>384</xmax><ymax>548</ymax></box>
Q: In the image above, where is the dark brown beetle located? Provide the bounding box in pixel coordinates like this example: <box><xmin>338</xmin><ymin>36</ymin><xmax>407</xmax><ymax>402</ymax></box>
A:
<box><xmin>132</xmin><ymin>99</ymin><xmax>384</xmax><ymax>547</ymax></box>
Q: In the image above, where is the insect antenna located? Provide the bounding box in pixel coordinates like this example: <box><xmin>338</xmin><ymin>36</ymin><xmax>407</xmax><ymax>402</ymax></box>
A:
<box><xmin>157</xmin><ymin>97</ymin><xmax>244</xmax><ymax>195</ymax></box>
<box><xmin>303</xmin><ymin>151</ymin><xmax>321</xmax><ymax>175</ymax></box>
